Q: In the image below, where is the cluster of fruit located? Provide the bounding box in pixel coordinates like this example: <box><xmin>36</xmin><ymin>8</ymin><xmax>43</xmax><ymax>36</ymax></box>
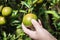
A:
<box><xmin>0</xmin><ymin>5</ymin><xmax>12</xmax><ymax>25</ymax></box>
<box><xmin>0</xmin><ymin>5</ymin><xmax>38</xmax><ymax>28</ymax></box>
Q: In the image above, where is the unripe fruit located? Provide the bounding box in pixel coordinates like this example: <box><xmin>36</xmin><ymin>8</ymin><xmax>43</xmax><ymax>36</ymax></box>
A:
<box><xmin>2</xmin><ymin>7</ymin><xmax>12</xmax><ymax>16</ymax></box>
<box><xmin>0</xmin><ymin>16</ymin><xmax>6</xmax><ymax>25</ymax></box>
<box><xmin>23</xmin><ymin>13</ymin><xmax>37</xmax><ymax>27</ymax></box>
<box><xmin>37</xmin><ymin>0</ymin><xmax>43</xmax><ymax>3</ymax></box>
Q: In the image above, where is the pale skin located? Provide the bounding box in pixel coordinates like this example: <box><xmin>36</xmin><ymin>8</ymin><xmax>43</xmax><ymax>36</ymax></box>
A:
<box><xmin>22</xmin><ymin>19</ymin><xmax>57</xmax><ymax>40</ymax></box>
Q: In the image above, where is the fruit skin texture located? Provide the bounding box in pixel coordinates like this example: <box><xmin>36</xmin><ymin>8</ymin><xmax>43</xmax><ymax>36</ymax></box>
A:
<box><xmin>23</xmin><ymin>13</ymin><xmax>37</xmax><ymax>27</ymax></box>
<box><xmin>2</xmin><ymin>7</ymin><xmax>12</xmax><ymax>16</ymax></box>
<box><xmin>0</xmin><ymin>16</ymin><xmax>6</xmax><ymax>25</ymax></box>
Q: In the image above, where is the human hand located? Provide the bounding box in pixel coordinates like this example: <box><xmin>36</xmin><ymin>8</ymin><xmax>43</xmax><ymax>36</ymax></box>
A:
<box><xmin>22</xmin><ymin>19</ymin><xmax>57</xmax><ymax>40</ymax></box>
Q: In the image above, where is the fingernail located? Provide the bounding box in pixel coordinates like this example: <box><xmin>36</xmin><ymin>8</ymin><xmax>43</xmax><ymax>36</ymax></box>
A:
<box><xmin>31</xmin><ymin>19</ymin><xmax>35</xmax><ymax>23</ymax></box>
<box><xmin>38</xmin><ymin>19</ymin><xmax>41</xmax><ymax>23</ymax></box>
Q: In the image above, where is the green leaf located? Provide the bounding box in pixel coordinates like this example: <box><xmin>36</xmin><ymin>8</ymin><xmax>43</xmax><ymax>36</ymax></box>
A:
<box><xmin>52</xmin><ymin>0</ymin><xmax>60</xmax><ymax>4</ymax></box>
<box><xmin>2</xmin><ymin>31</ymin><xmax>7</xmax><ymax>40</ymax></box>
<box><xmin>2</xmin><ymin>31</ymin><xmax>6</xmax><ymax>37</ymax></box>
<box><xmin>11</xmin><ymin>10</ymin><xmax>18</xmax><ymax>17</ymax></box>
<box><xmin>33</xmin><ymin>0</ymin><xmax>37</xmax><ymax>4</ymax></box>
<box><xmin>19</xmin><ymin>10</ymin><xmax>27</xmax><ymax>13</ymax></box>
<box><xmin>10</xmin><ymin>34</ymin><xmax>15</xmax><ymax>40</ymax></box>
<box><xmin>16</xmin><ymin>24</ymin><xmax>22</xmax><ymax>29</ymax></box>
<box><xmin>12</xmin><ymin>20</ymin><xmax>20</xmax><ymax>24</ymax></box>
<box><xmin>45</xmin><ymin>10</ymin><xmax>59</xmax><ymax>18</ymax></box>
<box><xmin>10</xmin><ymin>19</ymin><xmax>20</xmax><ymax>26</ymax></box>
<box><xmin>21</xmin><ymin>1</ymin><xmax>30</xmax><ymax>8</ymax></box>
<box><xmin>26</xmin><ymin>0</ymin><xmax>32</xmax><ymax>8</ymax></box>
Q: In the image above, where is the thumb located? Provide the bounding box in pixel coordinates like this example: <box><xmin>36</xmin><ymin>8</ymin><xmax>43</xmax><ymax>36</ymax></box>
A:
<box><xmin>22</xmin><ymin>23</ymin><xmax>35</xmax><ymax>35</ymax></box>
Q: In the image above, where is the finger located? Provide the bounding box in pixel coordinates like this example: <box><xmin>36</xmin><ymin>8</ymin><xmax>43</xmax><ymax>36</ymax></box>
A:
<box><xmin>31</xmin><ymin>19</ymin><xmax>42</xmax><ymax>31</ymax></box>
<box><xmin>22</xmin><ymin>23</ymin><xmax>32</xmax><ymax>34</ymax></box>
<box><xmin>22</xmin><ymin>23</ymin><xmax>36</xmax><ymax>36</ymax></box>
<box><xmin>38</xmin><ymin>19</ymin><xmax>43</xmax><ymax>28</ymax></box>
<box><xmin>38</xmin><ymin>19</ymin><xmax>56</xmax><ymax>39</ymax></box>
